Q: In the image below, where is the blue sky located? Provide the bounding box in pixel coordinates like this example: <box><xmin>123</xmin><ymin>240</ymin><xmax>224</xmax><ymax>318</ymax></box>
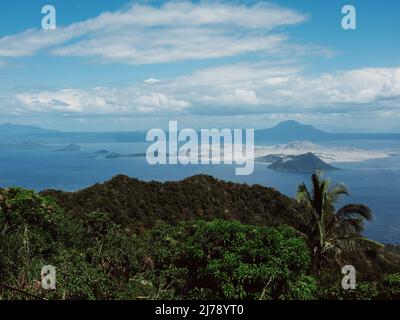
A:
<box><xmin>0</xmin><ymin>0</ymin><xmax>399</xmax><ymax>132</ymax></box>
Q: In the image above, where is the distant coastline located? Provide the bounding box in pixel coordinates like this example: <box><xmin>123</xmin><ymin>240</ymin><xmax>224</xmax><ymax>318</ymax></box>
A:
<box><xmin>2</xmin><ymin>121</ymin><xmax>400</xmax><ymax>144</ymax></box>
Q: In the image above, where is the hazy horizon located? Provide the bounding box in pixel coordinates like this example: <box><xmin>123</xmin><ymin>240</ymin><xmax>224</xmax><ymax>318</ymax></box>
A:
<box><xmin>2</xmin><ymin>119</ymin><xmax>400</xmax><ymax>134</ymax></box>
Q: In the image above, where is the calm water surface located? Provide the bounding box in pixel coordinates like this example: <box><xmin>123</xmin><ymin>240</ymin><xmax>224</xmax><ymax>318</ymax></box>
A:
<box><xmin>0</xmin><ymin>140</ymin><xmax>399</xmax><ymax>243</ymax></box>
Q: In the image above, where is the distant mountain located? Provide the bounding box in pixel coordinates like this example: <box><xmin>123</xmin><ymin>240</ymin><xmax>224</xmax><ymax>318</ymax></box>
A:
<box><xmin>255</xmin><ymin>121</ymin><xmax>331</xmax><ymax>143</ymax></box>
<box><xmin>0</xmin><ymin>123</ymin><xmax>145</xmax><ymax>143</ymax></box>
<box><xmin>267</xmin><ymin>152</ymin><xmax>338</xmax><ymax>173</ymax></box>
<box><xmin>255</xmin><ymin>120</ymin><xmax>400</xmax><ymax>143</ymax></box>
<box><xmin>0</xmin><ymin>123</ymin><xmax>59</xmax><ymax>143</ymax></box>
<box><xmin>0</xmin><ymin>123</ymin><xmax>58</xmax><ymax>138</ymax></box>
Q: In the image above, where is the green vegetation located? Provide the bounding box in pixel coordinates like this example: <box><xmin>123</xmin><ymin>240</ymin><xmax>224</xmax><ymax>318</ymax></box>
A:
<box><xmin>1</xmin><ymin>174</ymin><xmax>399</xmax><ymax>300</ymax></box>
<box><xmin>145</xmin><ymin>220</ymin><xmax>315</xmax><ymax>300</ymax></box>
<box><xmin>41</xmin><ymin>174</ymin><xmax>308</xmax><ymax>233</ymax></box>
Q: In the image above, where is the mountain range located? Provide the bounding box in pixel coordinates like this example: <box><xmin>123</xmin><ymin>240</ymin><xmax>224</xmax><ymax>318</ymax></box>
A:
<box><xmin>1</xmin><ymin>120</ymin><xmax>400</xmax><ymax>144</ymax></box>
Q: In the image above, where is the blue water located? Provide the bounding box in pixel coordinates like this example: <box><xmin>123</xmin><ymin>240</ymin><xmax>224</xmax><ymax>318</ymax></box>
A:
<box><xmin>0</xmin><ymin>141</ymin><xmax>399</xmax><ymax>243</ymax></box>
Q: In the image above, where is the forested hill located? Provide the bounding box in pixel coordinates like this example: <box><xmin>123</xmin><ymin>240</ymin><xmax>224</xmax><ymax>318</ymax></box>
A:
<box><xmin>41</xmin><ymin>174</ymin><xmax>400</xmax><ymax>280</ymax></box>
<box><xmin>1</xmin><ymin>174</ymin><xmax>398</xmax><ymax>299</ymax></box>
<box><xmin>41</xmin><ymin>174</ymin><xmax>308</xmax><ymax>232</ymax></box>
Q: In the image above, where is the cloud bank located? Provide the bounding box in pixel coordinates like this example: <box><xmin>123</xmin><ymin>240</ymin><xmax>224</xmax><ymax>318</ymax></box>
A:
<box><xmin>5</xmin><ymin>64</ymin><xmax>400</xmax><ymax>118</ymax></box>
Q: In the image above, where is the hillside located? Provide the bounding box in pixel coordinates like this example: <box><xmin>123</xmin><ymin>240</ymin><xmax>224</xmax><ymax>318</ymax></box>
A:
<box><xmin>41</xmin><ymin>174</ymin><xmax>308</xmax><ymax>232</ymax></box>
<box><xmin>42</xmin><ymin>174</ymin><xmax>400</xmax><ymax>277</ymax></box>
<box><xmin>1</xmin><ymin>174</ymin><xmax>399</xmax><ymax>299</ymax></box>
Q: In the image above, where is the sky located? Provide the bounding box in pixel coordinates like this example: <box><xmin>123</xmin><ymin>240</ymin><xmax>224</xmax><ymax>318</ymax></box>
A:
<box><xmin>0</xmin><ymin>0</ymin><xmax>399</xmax><ymax>132</ymax></box>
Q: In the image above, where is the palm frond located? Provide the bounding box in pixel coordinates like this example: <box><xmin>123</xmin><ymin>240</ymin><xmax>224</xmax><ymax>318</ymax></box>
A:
<box><xmin>328</xmin><ymin>235</ymin><xmax>367</xmax><ymax>254</ymax></box>
<box><xmin>336</xmin><ymin>204</ymin><xmax>373</xmax><ymax>222</ymax></box>
<box><xmin>321</xmin><ymin>241</ymin><xmax>342</xmax><ymax>256</ymax></box>
<box><xmin>343</xmin><ymin>217</ymin><xmax>365</xmax><ymax>233</ymax></box>
<box><xmin>329</xmin><ymin>184</ymin><xmax>349</xmax><ymax>202</ymax></box>
<box><xmin>311</xmin><ymin>173</ymin><xmax>323</xmax><ymax>216</ymax></box>
<box><xmin>359</xmin><ymin>237</ymin><xmax>385</xmax><ymax>248</ymax></box>
<box><xmin>297</xmin><ymin>183</ymin><xmax>312</xmax><ymax>205</ymax></box>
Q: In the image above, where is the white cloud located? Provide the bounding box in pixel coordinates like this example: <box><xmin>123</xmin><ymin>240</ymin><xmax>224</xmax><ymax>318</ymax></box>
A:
<box><xmin>6</xmin><ymin>64</ymin><xmax>400</xmax><ymax>118</ymax></box>
<box><xmin>0</xmin><ymin>28</ymin><xmax>81</xmax><ymax>58</ymax></box>
<box><xmin>177</xmin><ymin>64</ymin><xmax>400</xmax><ymax>112</ymax></box>
<box><xmin>11</xmin><ymin>87</ymin><xmax>190</xmax><ymax>116</ymax></box>
<box><xmin>203</xmin><ymin>89</ymin><xmax>258</xmax><ymax>106</ymax></box>
<box><xmin>144</xmin><ymin>78</ymin><xmax>161</xmax><ymax>84</ymax></box>
<box><xmin>0</xmin><ymin>1</ymin><xmax>309</xmax><ymax>64</ymax></box>
<box><xmin>136</xmin><ymin>93</ymin><xmax>190</xmax><ymax>113</ymax></box>
<box><xmin>15</xmin><ymin>89</ymin><xmax>109</xmax><ymax>113</ymax></box>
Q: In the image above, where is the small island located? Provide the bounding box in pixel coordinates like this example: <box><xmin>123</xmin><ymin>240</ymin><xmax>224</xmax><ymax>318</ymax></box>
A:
<box><xmin>54</xmin><ymin>143</ymin><xmax>82</xmax><ymax>152</ymax></box>
<box><xmin>266</xmin><ymin>152</ymin><xmax>339</xmax><ymax>173</ymax></box>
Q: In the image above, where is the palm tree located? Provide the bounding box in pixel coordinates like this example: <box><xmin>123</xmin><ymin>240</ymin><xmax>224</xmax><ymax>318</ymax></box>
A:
<box><xmin>297</xmin><ymin>172</ymin><xmax>374</xmax><ymax>272</ymax></box>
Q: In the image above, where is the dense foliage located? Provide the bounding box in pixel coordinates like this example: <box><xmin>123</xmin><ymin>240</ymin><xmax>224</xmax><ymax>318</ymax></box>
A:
<box><xmin>1</xmin><ymin>176</ymin><xmax>400</xmax><ymax>300</ymax></box>
<box><xmin>41</xmin><ymin>175</ymin><xmax>309</xmax><ymax>233</ymax></box>
<box><xmin>144</xmin><ymin>220</ymin><xmax>316</xmax><ymax>300</ymax></box>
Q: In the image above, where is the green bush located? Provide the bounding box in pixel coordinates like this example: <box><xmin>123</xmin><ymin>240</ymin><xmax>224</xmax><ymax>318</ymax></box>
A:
<box><xmin>0</xmin><ymin>188</ymin><xmax>67</xmax><ymax>293</ymax></box>
<box><xmin>380</xmin><ymin>273</ymin><xmax>400</xmax><ymax>299</ymax></box>
<box><xmin>47</xmin><ymin>248</ymin><xmax>111</xmax><ymax>300</ymax></box>
<box><xmin>145</xmin><ymin>220</ymin><xmax>315</xmax><ymax>299</ymax></box>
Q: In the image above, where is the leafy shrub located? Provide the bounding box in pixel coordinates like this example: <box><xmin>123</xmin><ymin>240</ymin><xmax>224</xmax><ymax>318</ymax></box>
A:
<box><xmin>47</xmin><ymin>248</ymin><xmax>111</xmax><ymax>300</ymax></box>
<box><xmin>0</xmin><ymin>188</ymin><xmax>66</xmax><ymax>291</ymax></box>
<box><xmin>380</xmin><ymin>273</ymin><xmax>400</xmax><ymax>299</ymax></box>
<box><xmin>145</xmin><ymin>220</ymin><xmax>315</xmax><ymax>299</ymax></box>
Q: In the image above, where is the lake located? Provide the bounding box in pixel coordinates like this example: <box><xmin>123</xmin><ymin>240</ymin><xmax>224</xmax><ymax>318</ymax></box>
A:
<box><xmin>0</xmin><ymin>140</ymin><xmax>399</xmax><ymax>243</ymax></box>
